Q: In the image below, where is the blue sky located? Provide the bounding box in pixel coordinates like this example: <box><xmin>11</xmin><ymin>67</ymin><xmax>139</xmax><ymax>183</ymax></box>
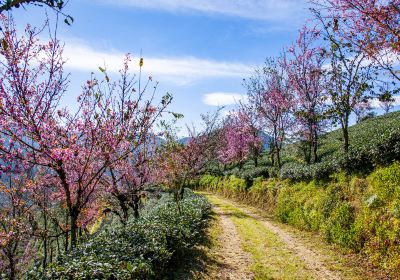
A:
<box><xmin>10</xmin><ymin>0</ymin><xmax>310</xmax><ymax>134</ymax></box>
<box><xmin>12</xmin><ymin>0</ymin><xmax>399</xmax><ymax>135</ymax></box>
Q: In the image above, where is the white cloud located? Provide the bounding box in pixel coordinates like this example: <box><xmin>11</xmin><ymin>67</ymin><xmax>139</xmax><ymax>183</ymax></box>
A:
<box><xmin>202</xmin><ymin>92</ymin><xmax>247</xmax><ymax>106</ymax></box>
<box><xmin>62</xmin><ymin>40</ymin><xmax>253</xmax><ymax>85</ymax></box>
<box><xmin>101</xmin><ymin>0</ymin><xmax>307</xmax><ymax>21</ymax></box>
<box><xmin>370</xmin><ymin>95</ymin><xmax>400</xmax><ymax>108</ymax></box>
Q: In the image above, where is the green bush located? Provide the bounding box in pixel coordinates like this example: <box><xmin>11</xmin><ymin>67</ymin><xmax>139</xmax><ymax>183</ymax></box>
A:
<box><xmin>360</xmin><ymin>162</ymin><xmax>400</xmax><ymax>271</ymax></box>
<box><xmin>237</xmin><ymin>166</ymin><xmax>269</xmax><ymax>181</ymax></box>
<box><xmin>280</xmin><ymin>111</ymin><xmax>400</xmax><ymax>181</ymax></box>
<box><xmin>321</xmin><ymin>202</ymin><xmax>361</xmax><ymax>250</ymax></box>
<box><xmin>225</xmin><ymin>175</ymin><xmax>247</xmax><ymax>192</ymax></box>
<box><xmin>199</xmin><ymin>162</ymin><xmax>400</xmax><ymax>273</ymax></box>
<box><xmin>198</xmin><ymin>174</ymin><xmax>247</xmax><ymax>196</ymax></box>
<box><xmin>26</xmin><ymin>190</ymin><xmax>211</xmax><ymax>280</ymax></box>
<box><xmin>199</xmin><ymin>174</ymin><xmax>220</xmax><ymax>190</ymax></box>
<box><xmin>276</xmin><ymin>181</ymin><xmax>327</xmax><ymax>231</ymax></box>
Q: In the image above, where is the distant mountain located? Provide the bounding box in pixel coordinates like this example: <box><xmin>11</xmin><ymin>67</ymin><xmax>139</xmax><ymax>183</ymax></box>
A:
<box><xmin>177</xmin><ymin>131</ymin><xmax>272</xmax><ymax>150</ymax></box>
<box><xmin>177</xmin><ymin>137</ymin><xmax>190</xmax><ymax>145</ymax></box>
<box><xmin>258</xmin><ymin>131</ymin><xmax>272</xmax><ymax>150</ymax></box>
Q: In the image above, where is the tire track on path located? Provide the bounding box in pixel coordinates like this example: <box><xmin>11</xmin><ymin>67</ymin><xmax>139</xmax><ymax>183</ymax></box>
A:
<box><xmin>210</xmin><ymin>205</ymin><xmax>254</xmax><ymax>280</ymax></box>
<box><xmin>209</xmin><ymin>194</ymin><xmax>342</xmax><ymax>280</ymax></box>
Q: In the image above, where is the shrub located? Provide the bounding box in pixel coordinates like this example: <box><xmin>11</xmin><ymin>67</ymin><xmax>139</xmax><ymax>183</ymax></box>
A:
<box><xmin>280</xmin><ymin>111</ymin><xmax>400</xmax><ymax>181</ymax></box>
<box><xmin>321</xmin><ymin>202</ymin><xmax>361</xmax><ymax>250</ymax></box>
<box><xmin>199</xmin><ymin>174</ymin><xmax>220</xmax><ymax>191</ymax></box>
<box><xmin>276</xmin><ymin>181</ymin><xmax>327</xmax><ymax>231</ymax></box>
<box><xmin>200</xmin><ymin>162</ymin><xmax>400</xmax><ymax>272</ymax></box>
<box><xmin>245</xmin><ymin>177</ymin><xmax>278</xmax><ymax>211</ymax></box>
<box><xmin>360</xmin><ymin>162</ymin><xmax>400</xmax><ymax>271</ymax></box>
<box><xmin>26</xmin><ymin>190</ymin><xmax>211</xmax><ymax>280</ymax></box>
<box><xmin>237</xmin><ymin>166</ymin><xmax>269</xmax><ymax>181</ymax></box>
<box><xmin>225</xmin><ymin>175</ymin><xmax>247</xmax><ymax>192</ymax></box>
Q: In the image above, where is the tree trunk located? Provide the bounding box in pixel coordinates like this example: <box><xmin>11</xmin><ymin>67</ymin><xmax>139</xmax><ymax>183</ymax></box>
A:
<box><xmin>56</xmin><ymin>236</ymin><xmax>60</xmax><ymax>257</ymax></box>
<box><xmin>342</xmin><ymin>123</ymin><xmax>350</xmax><ymax>170</ymax></box>
<box><xmin>179</xmin><ymin>187</ymin><xmax>185</xmax><ymax>200</ymax></box>
<box><xmin>132</xmin><ymin>194</ymin><xmax>140</xmax><ymax>219</ymax></box>
<box><xmin>270</xmin><ymin>145</ymin><xmax>275</xmax><ymax>167</ymax></box>
<box><xmin>306</xmin><ymin>141</ymin><xmax>312</xmax><ymax>164</ymax></box>
<box><xmin>276</xmin><ymin>146</ymin><xmax>281</xmax><ymax>168</ymax></box>
<box><xmin>340</xmin><ymin>113</ymin><xmax>350</xmax><ymax>170</ymax></box>
<box><xmin>50</xmin><ymin>240</ymin><xmax>53</xmax><ymax>263</ymax></box>
<box><xmin>174</xmin><ymin>191</ymin><xmax>182</xmax><ymax>215</ymax></box>
<box><xmin>312</xmin><ymin>133</ymin><xmax>318</xmax><ymax>163</ymax></box>
<box><xmin>64</xmin><ymin>210</ymin><xmax>69</xmax><ymax>253</ymax></box>
<box><xmin>343</xmin><ymin>125</ymin><xmax>349</xmax><ymax>154</ymax></box>
<box><xmin>8</xmin><ymin>252</ymin><xmax>15</xmax><ymax>280</ymax></box>
<box><xmin>253</xmin><ymin>153</ymin><xmax>258</xmax><ymax>167</ymax></box>
<box><xmin>43</xmin><ymin>209</ymin><xmax>48</xmax><ymax>270</ymax></box>
<box><xmin>70</xmin><ymin>208</ymin><xmax>79</xmax><ymax>248</ymax></box>
<box><xmin>64</xmin><ymin>230</ymin><xmax>68</xmax><ymax>253</ymax></box>
<box><xmin>309</xmin><ymin>121</ymin><xmax>318</xmax><ymax>163</ymax></box>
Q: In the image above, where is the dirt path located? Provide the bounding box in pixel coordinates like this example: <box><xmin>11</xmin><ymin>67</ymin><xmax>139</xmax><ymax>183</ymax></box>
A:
<box><xmin>207</xmin><ymin>194</ymin><xmax>344</xmax><ymax>280</ymax></box>
<box><xmin>209</xmin><ymin>205</ymin><xmax>254</xmax><ymax>280</ymax></box>
<box><xmin>239</xmin><ymin>207</ymin><xmax>342</xmax><ymax>280</ymax></box>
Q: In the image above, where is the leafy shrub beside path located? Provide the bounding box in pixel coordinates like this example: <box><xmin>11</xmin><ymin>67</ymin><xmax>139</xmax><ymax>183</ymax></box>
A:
<box><xmin>26</xmin><ymin>190</ymin><xmax>211</xmax><ymax>280</ymax></box>
<box><xmin>197</xmin><ymin>162</ymin><xmax>400</xmax><ymax>273</ymax></box>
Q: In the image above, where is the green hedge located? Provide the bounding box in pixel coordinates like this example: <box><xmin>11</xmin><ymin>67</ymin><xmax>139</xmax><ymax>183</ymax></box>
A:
<box><xmin>198</xmin><ymin>162</ymin><xmax>400</xmax><ymax>273</ymax></box>
<box><xmin>280</xmin><ymin>111</ymin><xmax>400</xmax><ymax>181</ymax></box>
<box><xmin>26</xmin><ymin>190</ymin><xmax>211</xmax><ymax>280</ymax></box>
<box><xmin>199</xmin><ymin>174</ymin><xmax>247</xmax><ymax>197</ymax></box>
<box><xmin>276</xmin><ymin>164</ymin><xmax>400</xmax><ymax>271</ymax></box>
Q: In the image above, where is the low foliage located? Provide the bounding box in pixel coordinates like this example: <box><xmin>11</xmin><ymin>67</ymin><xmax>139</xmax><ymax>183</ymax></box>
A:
<box><xmin>25</xmin><ymin>190</ymin><xmax>211</xmax><ymax>280</ymax></box>
<box><xmin>198</xmin><ymin>161</ymin><xmax>400</xmax><ymax>273</ymax></box>
<box><xmin>280</xmin><ymin>111</ymin><xmax>400</xmax><ymax>180</ymax></box>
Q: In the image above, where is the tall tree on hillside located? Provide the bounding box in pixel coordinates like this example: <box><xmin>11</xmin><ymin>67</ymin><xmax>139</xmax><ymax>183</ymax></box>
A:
<box><xmin>311</xmin><ymin>0</ymin><xmax>400</xmax><ymax>82</ymax></box>
<box><xmin>218</xmin><ymin>112</ymin><xmax>262</xmax><ymax>169</ymax></box>
<box><xmin>314</xmin><ymin>12</ymin><xmax>376</xmax><ymax>154</ymax></box>
<box><xmin>245</xmin><ymin>58</ymin><xmax>293</xmax><ymax>168</ymax></box>
<box><xmin>283</xmin><ymin>26</ymin><xmax>327</xmax><ymax>163</ymax></box>
<box><xmin>378</xmin><ymin>82</ymin><xmax>399</xmax><ymax>114</ymax></box>
<box><xmin>238</xmin><ymin>101</ymin><xmax>263</xmax><ymax>167</ymax></box>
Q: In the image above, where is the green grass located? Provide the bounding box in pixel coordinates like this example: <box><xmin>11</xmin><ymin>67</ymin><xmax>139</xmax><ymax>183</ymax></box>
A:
<box><xmin>284</xmin><ymin>110</ymin><xmax>400</xmax><ymax>162</ymax></box>
<box><xmin>206</xmin><ymin>194</ymin><xmax>316</xmax><ymax>280</ymax></box>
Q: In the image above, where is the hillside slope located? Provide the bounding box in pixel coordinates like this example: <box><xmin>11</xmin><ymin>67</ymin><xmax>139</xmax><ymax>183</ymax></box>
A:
<box><xmin>221</xmin><ymin>111</ymin><xmax>400</xmax><ymax>181</ymax></box>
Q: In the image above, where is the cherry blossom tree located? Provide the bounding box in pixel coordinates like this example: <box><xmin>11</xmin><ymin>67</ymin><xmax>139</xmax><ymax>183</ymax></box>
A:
<box><xmin>282</xmin><ymin>26</ymin><xmax>327</xmax><ymax>163</ymax></box>
<box><xmin>218</xmin><ymin>112</ymin><xmax>262</xmax><ymax>169</ymax></box>
<box><xmin>0</xmin><ymin>173</ymin><xmax>37</xmax><ymax>280</ymax></box>
<box><xmin>0</xmin><ymin>14</ymin><xmax>71</xmax><ymax>254</ymax></box>
<box><xmin>153</xmin><ymin>115</ymin><xmax>221</xmax><ymax>211</ymax></box>
<box><xmin>237</xmin><ymin>101</ymin><xmax>263</xmax><ymax>167</ymax></box>
<box><xmin>0</xmin><ymin>16</ymin><xmax>172</xmax><ymax>249</ymax></box>
<box><xmin>152</xmin><ymin>141</ymin><xmax>194</xmax><ymax>213</ymax></box>
<box><xmin>104</xmin><ymin>134</ymin><xmax>158</xmax><ymax>224</ymax></box>
<box><xmin>311</xmin><ymin>0</ymin><xmax>400</xmax><ymax>81</ymax></box>
<box><xmin>245</xmin><ymin>58</ymin><xmax>293</xmax><ymax>168</ymax></box>
<box><xmin>314</xmin><ymin>13</ymin><xmax>376</xmax><ymax>154</ymax></box>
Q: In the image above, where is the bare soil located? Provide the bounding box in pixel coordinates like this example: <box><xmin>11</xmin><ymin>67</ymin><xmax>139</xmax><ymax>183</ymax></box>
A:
<box><xmin>208</xmin><ymin>206</ymin><xmax>254</xmax><ymax>280</ymax></box>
